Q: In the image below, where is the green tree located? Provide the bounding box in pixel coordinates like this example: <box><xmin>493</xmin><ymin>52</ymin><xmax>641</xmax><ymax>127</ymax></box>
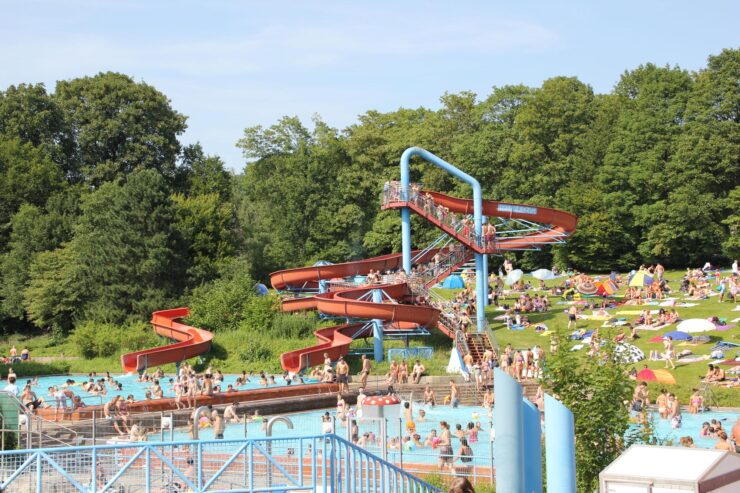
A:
<box><xmin>23</xmin><ymin>246</ymin><xmax>80</xmax><ymax>332</ymax></box>
<box><xmin>543</xmin><ymin>331</ymin><xmax>633</xmax><ymax>491</ymax></box>
<box><xmin>0</xmin><ymin>83</ymin><xmax>74</xmax><ymax>174</ymax></box>
<box><xmin>176</xmin><ymin>143</ymin><xmax>233</xmax><ymax>201</ymax></box>
<box><xmin>0</xmin><ymin>190</ymin><xmax>80</xmax><ymax>319</ymax></box>
<box><xmin>54</xmin><ymin>72</ymin><xmax>187</xmax><ymax>185</ymax></box>
<box><xmin>172</xmin><ymin>192</ymin><xmax>237</xmax><ymax>287</ymax></box>
<box><xmin>66</xmin><ymin>169</ymin><xmax>185</xmax><ymax>323</ymax></box>
<box><xmin>0</xmin><ymin>138</ymin><xmax>63</xmax><ymax>247</ymax></box>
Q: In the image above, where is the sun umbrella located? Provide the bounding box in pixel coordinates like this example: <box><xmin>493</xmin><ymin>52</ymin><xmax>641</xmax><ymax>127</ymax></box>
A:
<box><xmin>504</xmin><ymin>269</ymin><xmax>524</xmax><ymax>285</ymax></box>
<box><xmin>629</xmin><ymin>271</ymin><xmax>654</xmax><ymax>287</ymax></box>
<box><xmin>577</xmin><ymin>281</ymin><xmax>599</xmax><ymax>295</ymax></box>
<box><xmin>254</xmin><ymin>283</ymin><xmax>269</xmax><ymax>296</ymax></box>
<box><xmin>531</xmin><ymin>269</ymin><xmax>556</xmax><ymax>280</ymax></box>
<box><xmin>635</xmin><ymin>368</ymin><xmax>677</xmax><ymax>385</ymax></box>
<box><xmin>614</xmin><ymin>343</ymin><xmax>645</xmax><ymax>363</ymax></box>
<box><xmin>677</xmin><ymin>319</ymin><xmax>716</xmax><ymax>333</ymax></box>
<box><xmin>662</xmin><ymin>330</ymin><xmax>692</xmax><ymax>341</ymax></box>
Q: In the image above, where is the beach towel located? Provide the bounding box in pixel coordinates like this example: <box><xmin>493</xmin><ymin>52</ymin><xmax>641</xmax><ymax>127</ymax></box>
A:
<box><xmin>539</xmin><ymin>330</ymin><xmax>554</xmax><ymax>336</ymax></box>
<box><xmin>634</xmin><ymin>324</ymin><xmax>664</xmax><ymax>331</ymax></box>
<box><xmin>579</xmin><ymin>313</ymin><xmax>612</xmax><ymax>321</ymax></box>
<box><xmin>733</xmin><ymin>305</ymin><xmax>740</xmax><ymax>312</ymax></box>
<box><xmin>617</xmin><ymin>310</ymin><xmax>657</xmax><ymax>315</ymax></box>
<box><xmin>677</xmin><ymin>354</ymin><xmax>710</xmax><ymax>363</ymax></box>
<box><xmin>510</xmin><ymin>324</ymin><xmax>525</xmax><ymax>331</ymax></box>
<box><xmin>731</xmin><ymin>318</ymin><xmax>740</xmax><ymax>323</ymax></box>
<box><xmin>715</xmin><ymin>324</ymin><xmax>736</xmax><ymax>331</ymax></box>
<box><xmin>570</xmin><ymin>344</ymin><xmax>584</xmax><ymax>351</ymax></box>
<box><xmin>675</xmin><ymin>303</ymin><xmax>698</xmax><ymax>307</ymax></box>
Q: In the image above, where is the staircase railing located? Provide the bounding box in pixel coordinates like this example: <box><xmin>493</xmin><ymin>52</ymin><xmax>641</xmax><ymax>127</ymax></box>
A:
<box><xmin>1</xmin><ymin>391</ymin><xmax>80</xmax><ymax>449</ymax></box>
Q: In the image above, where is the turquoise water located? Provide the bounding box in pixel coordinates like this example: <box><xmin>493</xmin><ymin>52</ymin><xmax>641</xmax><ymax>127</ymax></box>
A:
<box><xmin>161</xmin><ymin>402</ymin><xmax>737</xmax><ymax>465</ymax></box>
<box><xmin>23</xmin><ymin>373</ymin><xmax>316</xmax><ymax>404</ymax></box>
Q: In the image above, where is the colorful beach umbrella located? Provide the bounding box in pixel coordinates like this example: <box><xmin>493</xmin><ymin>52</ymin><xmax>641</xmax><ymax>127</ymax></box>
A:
<box><xmin>531</xmin><ymin>269</ymin><xmax>556</xmax><ymax>280</ymax></box>
<box><xmin>677</xmin><ymin>319</ymin><xmax>716</xmax><ymax>333</ymax></box>
<box><xmin>576</xmin><ymin>281</ymin><xmax>599</xmax><ymax>295</ymax></box>
<box><xmin>614</xmin><ymin>343</ymin><xmax>644</xmax><ymax>363</ymax></box>
<box><xmin>635</xmin><ymin>368</ymin><xmax>677</xmax><ymax>385</ymax></box>
<box><xmin>629</xmin><ymin>271</ymin><xmax>654</xmax><ymax>287</ymax></box>
<box><xmin>504</xmin><ymin>269</ymin><xmax>524</xmax><ymax>285</ymax></box>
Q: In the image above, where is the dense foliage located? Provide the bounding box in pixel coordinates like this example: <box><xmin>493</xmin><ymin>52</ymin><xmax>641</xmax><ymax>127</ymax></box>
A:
<box><xmin>543</xmin><ymin>330</ymin><xmax>634</xmax><ymax>492</ymax></box>
<box><xmin>0</xmin><ymin>49</ymin><xmax>738</xmax><ymax>335</ymax></box>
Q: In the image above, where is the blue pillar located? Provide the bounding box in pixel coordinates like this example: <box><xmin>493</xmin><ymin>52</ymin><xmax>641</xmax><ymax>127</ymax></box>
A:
<box><xmin>319</xmin><ymin>280</ymin><xmax>327</xmax><ymax>294</ymax></box>
<box><xmin>399</xmin><ymin>147</ymin><xmax>486</xmax><ymax>332</ymax></box>
<box><xmin>544</xmin><ymin>394</ymin><xmax>576</xmax><ymax>493</ymax></box>
<box><xmin>493</xmin><ymin>368</ymin><xmax>524</xmax><ymax>493</ymax></box>
<box><xmin>401</xmin><ymin>208</ymin><xmax>412</xmax><ymax>274</ymax></box>
<box><xmin>372</xmin><ymin>289</ymin><xmax>384</xmax><ymax>362</ymax></box>
<box><xmin>522</xmin><ymin>400</ymin><xmax>543</xmax><ymax>493</ymax></box>
<box><xmin>475</xmin><ymin>253</ymin><xmax>486</xmax><ymax>332</ymax></box>
<box><xmin>482</xmin><ymin>253</ymin><xmax>489</xmax><ymax>307</ymax></box>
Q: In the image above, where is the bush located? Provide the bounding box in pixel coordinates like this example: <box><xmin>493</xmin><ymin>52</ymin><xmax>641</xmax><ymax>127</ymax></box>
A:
<box><xmin>71</xmin><ymin>321</ymin><xmax>158</xmax><ymax>358</ymax></box>
<box><xmin>270</xmin><ymin>312</ymin><xmax>317</xmax><ymax>339</ymax></box>
<box><xmin>187</xmin><ymin>269</ymin><xmax>258</xmax><ymax>332</ymax></box>
<box><xmin>238</xmin><ymin>339</ymin><xmax>272</xmax><ymax>363</ymax></box>
<box><xmin>240</xmin><ymin>294</ymin><xmax>278</xmax><ymax>333</ymax></box>
<box><xmin>0</xmin><ymin>361</ymin><xmax>70</xmax><ymax>379</ymax></box>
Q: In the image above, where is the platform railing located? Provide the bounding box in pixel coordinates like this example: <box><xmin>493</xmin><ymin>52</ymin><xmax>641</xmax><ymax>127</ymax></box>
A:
<box><xmin>0</xmin><ymin>434</ymin><xmax>442</xmax><ymax>493</ymax></box>
<box><xmin>382</xmin><ymin>181</ymin><xmax>495</xmax><ymax>252</ymax></box>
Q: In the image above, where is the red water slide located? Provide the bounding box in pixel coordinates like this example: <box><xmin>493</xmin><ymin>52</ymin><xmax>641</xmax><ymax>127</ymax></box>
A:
<box><xmin>278</xmin><ymin>283</ymin><xmax>439</xmax><ymax>373</ymax></box>
<box><xmin>120</xmin><ymin>308</ymin><xmax>213</xmax><ymax>373</ymax></box>
<box><xmin>270</xmin><ymin>249</ymin><xmax>439</xmax><ymax>291</ymax></box>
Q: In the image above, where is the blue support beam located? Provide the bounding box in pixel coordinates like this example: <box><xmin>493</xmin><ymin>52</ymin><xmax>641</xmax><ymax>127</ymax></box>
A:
<box><xmin>372</xmin><ymin>289</ymin><xmax>384</xmax><ymax>362</ymax></box>
<box><xmin>544</xmin><ymin>393</ymin><xmax>576</xmax><ymax>493</ymax></box>
<box><xmin>493</xmin><ymin>368</ymin><xmax>524</xmax><ymax>493</ymax></box>
<box><xmin>399</xmin><ymin>147</ymin><xmax>486</xmax><ymax>333</ymax></box>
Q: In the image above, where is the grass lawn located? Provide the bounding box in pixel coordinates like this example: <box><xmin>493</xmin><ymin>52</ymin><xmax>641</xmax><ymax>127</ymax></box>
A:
<box><xmin>483</xmin><ymin>269</ymin><xmax>739</xmax><ymax>407</ymax></box>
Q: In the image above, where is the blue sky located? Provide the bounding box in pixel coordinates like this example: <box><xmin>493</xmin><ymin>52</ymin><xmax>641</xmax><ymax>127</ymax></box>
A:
<box><xmin>3</xmin><ymin>1</ymin><xmax>738</xmax><ymax>171</ymax></box>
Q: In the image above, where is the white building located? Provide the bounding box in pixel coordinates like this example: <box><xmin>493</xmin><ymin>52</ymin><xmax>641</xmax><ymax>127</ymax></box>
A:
<box><xmin>600</xmin><ymin>445</ymin><xmax>740</xmax><ymax>493</ymax></box>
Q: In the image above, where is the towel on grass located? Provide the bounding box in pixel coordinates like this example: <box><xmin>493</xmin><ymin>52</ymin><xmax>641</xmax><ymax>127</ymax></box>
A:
<box><xmin>715</xmin><ymin>324</ymin><xmax>737</xmax><ymax>331</ymax></box>
<box><xmin>678</xmin><ymin>354</ymin><xmax>711</xmax><ymax>363</ymax></box>
<box><xmin>570</xmin><ymin>344</ymin><xmax>584</xmax><ymax>351</ymax></box>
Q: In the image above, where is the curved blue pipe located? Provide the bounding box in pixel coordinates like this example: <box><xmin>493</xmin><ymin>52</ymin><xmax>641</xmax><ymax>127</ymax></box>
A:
<box><xmin>399</xmin><ymin>147</ymin><xmax>486</xmax><ymax>332</ymax></box>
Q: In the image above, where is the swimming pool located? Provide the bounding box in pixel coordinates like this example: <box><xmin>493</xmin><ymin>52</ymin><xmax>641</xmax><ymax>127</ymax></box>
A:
<box><xmin>159</xmin><ymin>402</ymin><xmax>737</xmax><ymax>466</ymax></box>
<box><xmin>21</xmin><ymin>372</ymin><xmax>316</xmax><ymax>405</ymax></box>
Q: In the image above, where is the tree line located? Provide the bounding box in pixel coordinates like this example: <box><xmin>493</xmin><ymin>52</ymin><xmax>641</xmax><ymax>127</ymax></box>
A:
<box><xmin>0</xmin><ymin>48</ymin><xmax>737</xmax><ymax>334</ymax></box>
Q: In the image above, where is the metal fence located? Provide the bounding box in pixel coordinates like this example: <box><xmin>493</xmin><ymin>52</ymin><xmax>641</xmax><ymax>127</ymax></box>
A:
<box><xmin>0</xmin><ymin>433</ymin><xmax>443</xmax><ymax>493</ymax></box>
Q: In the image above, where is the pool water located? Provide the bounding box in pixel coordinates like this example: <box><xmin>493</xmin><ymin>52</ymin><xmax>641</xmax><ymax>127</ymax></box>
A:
<box><xmin>21</xmin><ymin>373</ymin><xmax>316</xmax><ymax>405</ymax></box>
<box><xmin>645</xmin><ymin>409</ymin><xmax>738</xmax><ymax>448</ymax></box>
<box><xmin>163</xmin><ymin>402</ymin><xmax>737</xmax><ymax>466</ymax></box>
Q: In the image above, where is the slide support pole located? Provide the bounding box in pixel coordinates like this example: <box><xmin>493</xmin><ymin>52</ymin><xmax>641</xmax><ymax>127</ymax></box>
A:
<box><xmin>372</xmin><ymin>289</ymin><xmax>384</xmax><ymax>362</ymax></box>
<box><xmin>399</xmin><ymin>147</ymin><xmax>485</xmax><ymax>332</ymax></box>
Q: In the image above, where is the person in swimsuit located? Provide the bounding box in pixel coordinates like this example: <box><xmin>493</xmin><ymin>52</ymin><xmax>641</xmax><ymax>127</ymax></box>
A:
<box><xmin>438</xmin><ymin>421</ymin><xmax>453</xmax><ymax>471</ymax></box>
<box><xmin>403</xmin><ymin>400</ymin><xmax>415</xmax><ymax>434</ymax></box>
<box><xmin>567</xmin><ymin>305</ymin><xmax>578</xmax><ymax>330</ymax></box>
<box><xmin>689</xmin><ymin>388</ymin><xmax>703</xmax><ymax>414</ymax></box>
<box><xmin>656</xmin><ymin>389</ymin><xmax>669</xmax><ymax>419</ymax></box>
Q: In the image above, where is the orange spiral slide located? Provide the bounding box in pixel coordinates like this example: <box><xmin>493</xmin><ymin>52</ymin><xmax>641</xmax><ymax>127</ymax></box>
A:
<box><xmin>120</xmin><ymin>308</ymin><xmax>213</xmax><ymax>373</ymax></box>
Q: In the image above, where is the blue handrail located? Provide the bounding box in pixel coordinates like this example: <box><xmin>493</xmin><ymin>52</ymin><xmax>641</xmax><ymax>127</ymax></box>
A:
<box><xmin>0</xmin><ymin>434</ymin><xmax>443</xmax><ymax>493</ymax></box>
